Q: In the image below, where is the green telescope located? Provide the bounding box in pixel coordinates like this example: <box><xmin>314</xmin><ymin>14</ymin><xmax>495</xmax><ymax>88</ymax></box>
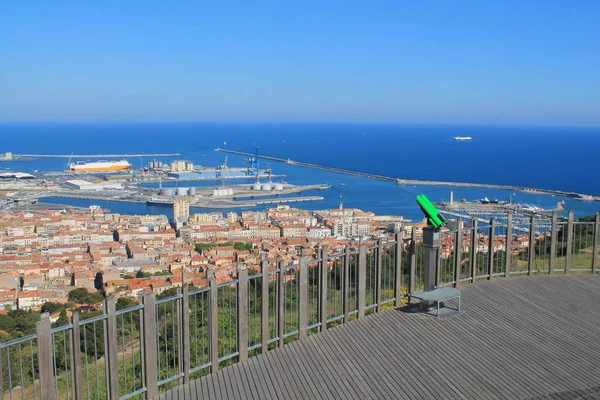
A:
<box><xmin>416</xmin><ymin>195</ymin><xmax>448</xmax><ymax>229</ymax></box>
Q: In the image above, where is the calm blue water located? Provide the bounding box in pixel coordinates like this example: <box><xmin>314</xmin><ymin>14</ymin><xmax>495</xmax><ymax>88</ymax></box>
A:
<box><xmin>1</xmin><ymin>122</ymin><xmax>599</xmax><ymax>220</ymax></box>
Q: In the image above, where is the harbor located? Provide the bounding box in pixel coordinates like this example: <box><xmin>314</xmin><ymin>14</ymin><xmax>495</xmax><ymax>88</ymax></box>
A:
<box><xmin>215</xmin><ymin>148</ymin><xmax>600</xmax><ymax>202</ymax></box>
<box><xmin>0</xmin><ymin>152</ymin><xmax>333</xmax><ymax>211</ymax></box>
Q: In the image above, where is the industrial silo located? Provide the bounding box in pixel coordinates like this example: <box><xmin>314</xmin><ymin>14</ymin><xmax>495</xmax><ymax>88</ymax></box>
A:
<box><xmin>177</xmin><ymin>187</ymin><xmax>189</xmax><ymax>196</ymax></box>
<box><xmin>188</xmin><ymin>187</ymin><xmax>197</xmax><ymax>195</ymax></box>
<box><xmin>273</xmin><ymin>183</ymin><xmax>284</xmax><ymax>191</ymax></box>
<box><xmin>252</xmin><ymin>183</ymin><xmax>262</xmax><ymax>191</ymax></box>
<box><xmin>160</xmin><ymin>188</ymin><xmax>174</xmax><ymax>196</ymax></box>
<box><xmin>261</xmin><ymin>183</ymin><xmax>272</xmax><ymax>191</ymax></box>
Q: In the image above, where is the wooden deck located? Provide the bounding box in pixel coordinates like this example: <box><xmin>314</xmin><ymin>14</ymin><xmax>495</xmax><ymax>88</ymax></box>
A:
<box><xmin>161</xmin><ymin>275</ymin><xmax>600</xmax><ymax>400</ymax></box>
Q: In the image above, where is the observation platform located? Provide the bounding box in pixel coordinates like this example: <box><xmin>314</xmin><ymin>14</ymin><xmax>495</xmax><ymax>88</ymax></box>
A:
<box><xmin>162</xmin><ymin>275</ymin><xmax>600</xmax><ymax>400</ymax></box>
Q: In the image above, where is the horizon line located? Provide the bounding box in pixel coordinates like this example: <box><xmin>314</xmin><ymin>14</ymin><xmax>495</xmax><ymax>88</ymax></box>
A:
<box><xmin>0</xmin><ymin>120</ymin><xmax>599</xmax><ymax>129</ymax></box>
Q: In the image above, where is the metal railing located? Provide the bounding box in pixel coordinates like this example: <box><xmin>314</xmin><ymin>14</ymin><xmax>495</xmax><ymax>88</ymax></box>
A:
<box><xmin>1</xmin><ymin>210</ymin><xmax>599</xmax><ymax>399</ymax></box>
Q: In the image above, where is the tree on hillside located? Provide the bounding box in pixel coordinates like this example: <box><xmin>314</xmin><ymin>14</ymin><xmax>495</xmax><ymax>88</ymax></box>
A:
<box><xmin>0</xmin><ymin>314</ymin><xmax>16</xmax><ymax>332</ymax></box>
<box><xmin>116</xmin><ymin>296</ymin><xmax>137</xmax><ymax>310</ymax></box>
<box><xmin>68</xmin><ymin>288</ymin><xmax>103</xmax><ymax>305</ymax></box>
<box><xmin>41</xmin><ymin>302</ymin><xmax>66</xmax><ymax>314</ymax></box>
<box><xmin>94</xmin><ymin>272</ymin><xmax>104</xmax><ymax>292</ymax></box>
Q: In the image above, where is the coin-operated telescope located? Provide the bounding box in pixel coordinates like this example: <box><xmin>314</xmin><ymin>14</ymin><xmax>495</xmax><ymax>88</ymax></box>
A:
<box><xmin>416</xmin><ymin>194</ymin><xmax>448</xmax><ymax>229</ymax></box>
<box><xmin>416</xmin><ymin>194</ymin><xmax>448</xmax><ymax>293</ymax></box>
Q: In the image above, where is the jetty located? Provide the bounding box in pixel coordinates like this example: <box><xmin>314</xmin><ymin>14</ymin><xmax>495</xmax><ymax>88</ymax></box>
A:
<box><xmin>215</xmin><ymin>148</ymin><xmax>600</xmax><ymax>201</ymax></box>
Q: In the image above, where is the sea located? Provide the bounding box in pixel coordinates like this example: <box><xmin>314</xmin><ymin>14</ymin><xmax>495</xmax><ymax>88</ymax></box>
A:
<box><xmin>1</xmin><ymin>122</ymin><xmax>599</xmax><ymax>221</ymax></box>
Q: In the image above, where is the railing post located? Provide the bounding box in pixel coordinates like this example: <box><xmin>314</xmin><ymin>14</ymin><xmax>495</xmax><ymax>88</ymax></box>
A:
<box><xmin>277</xmin><ymin>259</ymin><xmax>285</xmax><ymax>347</ymax></box>
<box><xmin>435</xmin><ymin>244</ymin><xmax>441</xmax><ymax>288</ymax></box>
<box><xmin>409</xmin><ymin>228</ymin><xmax>416</xmax><ymax>296</ymax></box>
<box><xmin>261</xmin><ymin>256</ymin><xmax>269</xmax><ymax>353</ymax></box>
<box><xmin>36</xmin><ymin>313</ymin><xmax>55</xmax><ymax>400</ymax></box>
<box><xmin>0</xmin><ymin>344</ymin><xmax>3</xmax><ymax>397</ymax></box>
<box><xmin>566</xmin><ymin>210</ymin><xmax>574</xmax><ymax>274</ymax></box>
<box><xmin>237</xmin><ymin>264</ymin><xmax>248</xmax><ymax>362</ymax></box>
<box><xmin>394</xmin><ymin>232</ymin><xmax>403</xmax><ymax>307</ymax></box>
<box><xmin>357</xmin><ymin>243</ymin><xmax>367</xmax><ymax>318</ymax></box>
<box><xmin>181</xmin><ymin>285</ymin><xmax>191</xmax><ymax>382</ymax></box>
<box><xmin>105</xmin><ymin>296</ymin><xmax>120</xmax><ymax>400</ymax></box>
<box><xmin>487</xmin><ymin>218</ymin><xmax>495</xmax><ymax>280</ymax></box>
<box><xmin>319</xmin><ymin>246</ymin><xmax>329</xmax><ymax>331</ymax></box>
<box><xmin>298</xmin><ymin>253</ymin><xmax>309</xmax><ymax>340</ymax></box>
<box><xmin>549</xmin><ymin>210</ymin><xmax>558</xmax><ymax>274</ymax></box>
<box><xmin>470</xmin><ymin>219</ymin><xmax>478</xmax><ymax>282</ymax></box>
<box><xmin>505</xmin><ymin>211</ymin><xmax>513</xmax><ymax>277</ymax></box>
<box><xmin>70</xmin><ymin>311</ymin><xmax>83</xmax><ymax>400</ymax></box>
<box><xmin>141</xmin><ymin>293</ymin><xmax>158</xmax><ymax>399</ymax></box>
<box><xmin>207</xmin><ymin>270</ymin><xmax>219</xmax><ymax>373</ymax></box>
<box><xmin>454</xmin><ymin>218</ymin><xmax>463</xmax><ymax>287</ymax></box>
<box><xmin>528</xmin><ymin>216</ymin><xmax>535</xmax><ymax>276</ymax></box>
<box><xmin>375</xmin><ymin>240</ymin><xmax>383</xmax><ymax>311</ymax></box>
<box><xmin>593</xmin><ymin>212</ymin><xmax>600</xmax><ymax>274</ymax></box>
<box><xmin>343</xmin><ymin>245</ymin><xmax>351</xmax><ymax>321</ymax></box>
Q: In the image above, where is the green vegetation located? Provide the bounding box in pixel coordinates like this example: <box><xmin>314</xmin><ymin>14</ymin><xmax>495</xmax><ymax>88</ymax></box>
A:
<box><xmin>194</xmin><ymin>241</ymin><xmax>251</xmax><ymax>253</ymax></box>
<box><xmin>233</xmin><ymin>242</ymin><xmax>253</xmax><ymax>251</ymax></box>
<box><xmin>68</xmin><ymin>287</ymin><xmax>104</xmax><ymax>305</ymax></box>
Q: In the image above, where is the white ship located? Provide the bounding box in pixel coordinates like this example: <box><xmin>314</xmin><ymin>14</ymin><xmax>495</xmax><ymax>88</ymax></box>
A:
<box><xmin>67</xmin><ymin>160</ymin><xmax>131</xmax><ymax>172</ymax></box>
<box><xmin>453</xmin><ymin>136</ymin><xmax>472</xmax><ymax>141</ymax></box>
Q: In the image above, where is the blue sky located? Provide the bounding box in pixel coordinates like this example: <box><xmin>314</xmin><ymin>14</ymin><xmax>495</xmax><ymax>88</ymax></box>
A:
<box><xmin>0</xmin><ymin>1</ymin><xmax>599</xmax><ymax>125</ymax></box>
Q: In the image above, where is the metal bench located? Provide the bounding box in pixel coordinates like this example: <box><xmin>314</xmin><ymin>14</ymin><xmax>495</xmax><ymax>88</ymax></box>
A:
<box><xmin>410</xmin><ymin>287</ymin><xmax>461</xmax><ymax>317</ymax></box>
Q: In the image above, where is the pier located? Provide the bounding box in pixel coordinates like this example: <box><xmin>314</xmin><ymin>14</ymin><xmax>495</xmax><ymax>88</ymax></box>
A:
<box><xmin>215</xmin><ymin>148</ymin><xmax>600</xmax><ymax>201</ymax></box>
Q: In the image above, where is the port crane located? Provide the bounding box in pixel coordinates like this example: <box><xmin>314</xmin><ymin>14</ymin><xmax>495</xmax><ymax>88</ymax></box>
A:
<box><xmin>216</xmin><ymin>156</ymin><xmax>229</xmax><ymax>178</ymax></box>
<box><xmin>246</xmin><ymin>147</ymin><xmax>260</xmax><ymax>176</ymax></box>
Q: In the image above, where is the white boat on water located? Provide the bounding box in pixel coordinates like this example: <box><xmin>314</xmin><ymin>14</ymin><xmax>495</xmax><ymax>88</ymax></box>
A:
<box><xmin>453</xmin><ymin>136</ymin><xmax>472</xmax><ymax>141</ymax></box>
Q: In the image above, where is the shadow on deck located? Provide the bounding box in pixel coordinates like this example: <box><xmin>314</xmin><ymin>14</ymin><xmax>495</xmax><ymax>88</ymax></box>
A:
<box><xmin>161</xmin><ymin>275</ymin><xmax>600</xmax><ymax>400</ymax></box>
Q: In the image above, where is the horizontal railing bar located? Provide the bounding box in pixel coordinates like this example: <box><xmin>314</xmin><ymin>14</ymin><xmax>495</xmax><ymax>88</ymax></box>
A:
<box><xmin>509</xmin><ymin>271</ymin><xmax>529</xmax><ymax>275</ymax></box>
<box><xmin>115</xmin><ymin>304</ymin><xmax>144</xmax><ymax>315</ymax></box>
<box><xmin>326</xmin><ymin>315</ymin><xmax>344</xmax><ymax>323</ymax></box>
<box><xmin>571</xmin><ymin>268</ymin><xmax>593</xmax><ymax>271</ymax></box>
<box><xmin>348</xmin><ymin>310</ymin><xmax>359</xmax><ymax>316</ymax></box>
<box><xmin>51</xmin><ymin>323</ymin><xmax>73</xmax><ymax>334</ymax></box>
<box><xmin>380</xmin><ymin>298</ymin><xmax>396</xmax><ymax>306</ymax></box>
<box><xmin>188</xmin><ymin>286</ymin><xmax>210</xmax><ymax>296</ymax></box>
<box><xmin>248</xmin><ymin>273</ymin><xmax>262</xmax><ymax>280</ymax></box>
<box><xmin>439</xmin><ymin>281</ymin><xmax>456</xmax><ymax>286</ymax></box>
<box><xmin>365</xmin><ymin>304</ymin><xmax>377</xmax><ymax>310</ymax></box>
<box><xmin>307</xmin><ymin>322</ymin><xmax>321</xmax><ymax>330</ymax></box>
<box><xmin>492</xmin><ymin>273</ymin><xmax>505</xmax><ymax>277</ymax></box>
<box><xmin>267</xmin><ymin>337</ymin><xmax>280</xmax><ymax>344</ymax></box>
<box><xmin>327</xmin><ymin>253</ymin><xmax>346</xmax><ymax>259</ymax></box>
<box><xmin>121</xmin><ymin>387</ymin><xmax>147</xmax><ymax>400</ymax></box>
<box><xmin>459</xmin><ymin>277</ymin><xmax>472</xmax><ymax>282</ymax></box>
<box><xmin>248</xmin><ymin>343</ymin><xmax>262</xmax><ymax>351</ymax></box>
<box><xmin>158</xmin><ymin>372</ymin><xmax>185</xmax><ymax>386</ymax></box>
<box><xmin>155</xmin><ymin>294</ymin><xmax>183</xmax><ymax>304</ymax></box>
<box><xmin>283</xmin><ymin>330</ymin><xmax>299</xmax><ymax>338</ymax></box>
<box><xmin>217</xmin><ymin>279</ymin><xmax>239</xmax><ymax>288</ymax></box>
<box><xmin>189</xmin><ymin>362</ymin><xmax>211</xmax><ymax>374</ymax></box>
<box><xmin>79</xmin><ymin>314</ymin><xmax>108</xmax><ymax>325</ymax></box>
<box><xmin>0</xmin><ymin>333</ymin><xmax>37</xmax><ymax>348</ymax></box>
<box><xmin>218</xmin><ymin>352</ymin><xmax>239</xmax><ymax>363</ymax></box>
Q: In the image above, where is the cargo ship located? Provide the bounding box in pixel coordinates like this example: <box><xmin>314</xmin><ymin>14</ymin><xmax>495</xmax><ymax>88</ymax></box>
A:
<box><xmin>67</xmin><ymin>160</ymin><xmax>131</xmax><ymax>172</ymax></box>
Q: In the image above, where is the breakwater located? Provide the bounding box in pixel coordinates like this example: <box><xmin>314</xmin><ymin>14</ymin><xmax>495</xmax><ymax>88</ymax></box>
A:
<box><xmin>215</xmin><ymin>148</ymin><xmax>600</xmax><ymax>202</ymax></box>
